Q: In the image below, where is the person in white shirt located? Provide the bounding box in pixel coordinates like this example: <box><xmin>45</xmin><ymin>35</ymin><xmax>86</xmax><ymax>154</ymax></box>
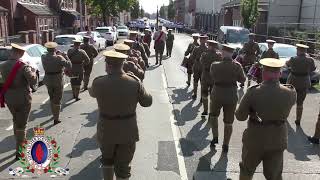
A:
<box><xmin>153</xmin><ymin>25</ymin><xmax>166</xmax><ymax>65</ymax></box>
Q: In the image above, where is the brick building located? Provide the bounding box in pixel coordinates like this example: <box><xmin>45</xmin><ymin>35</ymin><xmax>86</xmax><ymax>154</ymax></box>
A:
<box><xmin>2</xmin><ymin>0</ymin><xmax>59</xmax><ymax>36</ymax></box>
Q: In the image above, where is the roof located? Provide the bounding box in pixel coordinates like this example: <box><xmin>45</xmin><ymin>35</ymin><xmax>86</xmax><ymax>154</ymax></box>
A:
<box><xmin>0</xmin><ymin>6</ymin><xmax>8</xmax><ymax>12</ymax></box>
<box><xmin>223</xmin><ymin>0</ymin><xmax>269</xmax><ymax>7</ymax></box>
<box><xmin>18</xmin><ymin>2</ymin><xmax>57</xmax><ymax>16</ymax></box>
<box><xmin>61</xmin><ymin>10</ymin><xmax>80</xmax><ymax>17</ymax></box>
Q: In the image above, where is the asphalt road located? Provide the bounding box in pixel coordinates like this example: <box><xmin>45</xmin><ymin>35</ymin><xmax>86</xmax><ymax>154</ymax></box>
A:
<box><xmin>0</xmin><ymin>34</ymin><xmax>320</xmax><ymax>180</ymax></box>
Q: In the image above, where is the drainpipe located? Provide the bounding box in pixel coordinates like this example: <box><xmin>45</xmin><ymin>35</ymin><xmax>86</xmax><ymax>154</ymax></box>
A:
<box><xmin>297</xmin><ymin>0</ymin><xmax>303</xmax><ymax>30</ymax></box>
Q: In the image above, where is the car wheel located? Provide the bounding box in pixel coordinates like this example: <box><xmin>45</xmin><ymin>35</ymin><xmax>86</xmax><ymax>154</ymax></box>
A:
<box><xmin>31</xmin><ymin>73</ymin><xmax>39</xmax><ymax>92</ymax></box>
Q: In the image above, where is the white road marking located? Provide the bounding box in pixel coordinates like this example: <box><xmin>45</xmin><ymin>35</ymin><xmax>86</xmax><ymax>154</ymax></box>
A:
<box><xmin>6</xmin><ymin>125</ymin><xmax>13</xmax><ymax>131</ymax></box>
<box><xmin>161</xmin><ymin>70</ymin><xmax>188</xmax><ymax>180</ymax></box>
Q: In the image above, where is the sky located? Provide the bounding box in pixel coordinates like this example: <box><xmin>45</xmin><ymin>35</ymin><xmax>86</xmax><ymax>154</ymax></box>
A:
<box><xmin>139</xmin><ymin>0</ymin><xmax>170</xmax><ymax>14</ymax></box>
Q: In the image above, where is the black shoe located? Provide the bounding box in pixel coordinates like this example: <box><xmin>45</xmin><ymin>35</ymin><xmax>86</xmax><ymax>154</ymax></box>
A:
<box><xmin>295</xmin><ymin>120</ymin><xmax>300</xmax><ymax>126</ymax></box>
<box><xmin>155</xmin><ymin>61</ymin><xmax>158</xmax><ymax>65</ymax></box>
<box><xmin>192</xmin><ymin>94</ymin><xmax>197</xmax><ymax>100</ymax></box>
<box><xmin>186</xmin><ymin>81</ymin><xmax>190</xmax><ymax>86</ymax></box>
<box><xmin>210</xmin><ymin>138</ymin><xmax>218</xmax><ymax>147</ymax></box>
<box><xmin>307</xmin><ymin>136</ymin><xmax>320</xmax><ymax>144</ymax></box>
<box><xmin>201</xmin><ymin>111</ymin><xmax>208</xmax><ymax>116</ymax></box>
<box><xmin>15</xmin><ymin>152</ymin><xmax>20</xmax><ymax>161</ymax></box>
<box><xmin>82</xmin><ymin>87</ymin><xmax>88</xmax><ymax>91</ymax></box>
<box><xmin>54</xmin><ymin>120</ymin><xmax>62</xmax><ymax>125</ymax></box>
<box><xmin>222</xmin><ymin>145</ymin><xmax>229</xmax><ymax>153</ymax></box>
<box><xmin>75</xmin><ymin>97</ymin><xmax>81</xmax><ymax>101</ymax></box>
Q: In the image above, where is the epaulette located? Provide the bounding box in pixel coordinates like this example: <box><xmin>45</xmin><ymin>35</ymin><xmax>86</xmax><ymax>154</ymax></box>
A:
<box><xmin>127</xmin><ymin>72</ymin><xmax>141</xmax><ymax>82</ymax></box>
<box><xmin>282</xmin><ymin>84</ymin><xmax>295</xmax><ymax>90</ymax></box>
<box><xmin>248</xmin><ymin>84</ymin><xmax>260</xmax><ymax>90</ymax></box>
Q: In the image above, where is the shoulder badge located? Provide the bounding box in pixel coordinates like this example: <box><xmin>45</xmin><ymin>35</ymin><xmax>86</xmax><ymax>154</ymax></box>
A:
<box><xmin>282</xmin><ymin>84</ymin><xmax>295</xmax><ymax>90</ymax></box>
<box><xmin>127</xmin><ymin>72</ymin><xmax>141</xmax><ymax>82</ymax></box>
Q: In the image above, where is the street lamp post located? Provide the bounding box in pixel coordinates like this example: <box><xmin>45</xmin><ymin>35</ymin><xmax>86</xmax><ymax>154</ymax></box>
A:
<box><xmin>266</xmin><ymin>0</ymin><xmax>271</xmax><ymax>37</ymax></box>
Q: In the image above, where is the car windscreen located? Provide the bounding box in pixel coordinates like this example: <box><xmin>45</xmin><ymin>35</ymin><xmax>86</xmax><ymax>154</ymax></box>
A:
<box><xmin>226</xmin><ymin>29</ymin><xmax>249</xmax><ymax>44</ymax></box>
<box><xmin>55</xmin><ymin>37</ymin><xmax>76</xmax><ymax>45</ymax></box>
<box><xmin>96</xmin><ymin>29</ymin><xmax>110</xmax><ymax>33</ymax></box>
<box><xmin>274</xmin><ymin>46</ymin><xmax>297</xmax><ymax>58</ymax></box>
<box><xmin>117</xmin><ymin>26</ymin><xmax>127</xmax><ymax>30</ymax></box>
<box><xmin>0</xmin><ymin>49</ymin><xmax>10</xmax><ymax>61</ymax></box>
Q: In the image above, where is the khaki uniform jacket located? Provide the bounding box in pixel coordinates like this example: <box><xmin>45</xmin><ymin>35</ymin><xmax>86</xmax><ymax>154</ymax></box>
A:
<box><xmin>142</xmin><ymin>42</ymin><xmax>150</xmax><ymax>57</ymax></box>
<box><xmin>123</xmin><ymin>61</ymin><xmax>144</xmax><ymax>81</ymax></box>
<box><xmin>80</xmin><ymin>44</ymin><xmax>98</xmax><ymax>62</ymax></box>
<box><xmin>190</xmin><ymin>45</ymin><xmax>208</xmax><ymax>72</ymax></box>
<box><xmin>236</xmin><ymin>81</ymin><xmax>296</xmax><ymax>151</ymax></box>
<box><xmin>166</xmin><ymin>34</ymin><xmax>174</xmax><ymax>48</ymax></box>
<box><xmin>41</xmin><ymin>53</ymin><xmax>72</xmax><ymax>87</ymax></box>
<box><xmin>200</xmin><ymin>50</ymin><xmax>222</xmax><ymax>85</ymax></box>
<box><xmin>132</xmin><ymin>42</ymin><xmax>148</xmax><ymax>64</ymax></box>
<box><xmin>144</xmin><ymin>34</ymin><xmax>152</xmax><ymax>46</ymax></box>
<box><xmin>260</xmin><ymin>49</ymin><xmax>279</xmax><ymax>59</ymax></box>
<box><xmin>210</xmin><ymin>57</ymin><xmax>246</xmax><ymax>105</ymax></box>
<box><xmin>242</xmin><ymin>41</ymin><xmax>260</xmax><ymax>65</ymax></box>
<box><xmin>67</xmin><ymin>48</ymin><xmax>90</xmax><ymax>74</ymax></box>
<box><xmin>90</xmin><ymin>72</ymin><xmax>152</xmax><ymax>144</ymax></box>
<box><xmin>0</xmin><ymin>59</ymin><xmax>37</xmax><ymax>105</ymax></box>
<box><xmin>286</xmin><ymin>55</ymin><xmax>316</xmax><ymax>90</ymax></box>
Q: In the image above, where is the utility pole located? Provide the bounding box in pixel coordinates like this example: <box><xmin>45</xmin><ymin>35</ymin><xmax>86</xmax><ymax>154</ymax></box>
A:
<box><xmin>79</xmin><ymin>0</ymin><xmax>83</xmax><ymax>31</ymax></box>
<box><xmin>313</xmin><ymin>0</ymin><xmax>318</xmax><ymax>30</ymax></box>
<box><xmin>156</xmin><ymin>5</ymin><xmax>159</xmax><ymax>29</ymax></box>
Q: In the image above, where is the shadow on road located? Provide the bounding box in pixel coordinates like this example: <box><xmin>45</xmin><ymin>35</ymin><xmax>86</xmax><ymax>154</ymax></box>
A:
<box><xmin>287</xmin><ymin>123</ymin><xmax>320</xmax><ymax>161</ymax></box>
<box><xmin>69</xmin><ymin>157</ymin><xmax>102</xmax><ymax>180</ymax></box>
<box><xmin>81</xmin><ymin>110</ymin><xmax>98</xmax><ymax>127</ymax></box>
<box><xmin>179</xmin><ymin>118</ymin><xmax>210</xmax><ymax>157</ymax></box>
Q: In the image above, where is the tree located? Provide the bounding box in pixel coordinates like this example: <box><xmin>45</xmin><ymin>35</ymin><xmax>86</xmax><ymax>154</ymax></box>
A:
<box><xmin>167</xmin><ymin>0</ymin><xmax>175</xmax><ymax>21</ymax></box>
<box><xmin>131</xmin><ymin>1</ymin><xmax>140</xmax><ymax>19</ymax></box>
<box><xmin>139</xmin><ymin>6</ymin><xmax>145</xmax><ymax>18</ymax></box>
<box><xmin>240</xmin><ymin>0</ymin><xmax>259</xmax><ymax>29</ymax></box>
<box><xmin>86</xmin><ymin>0</ymin><xmax>137</xmax><ymax>25</ymax></box>
<box><xmin>159</xmin><ymin>5</ymin><xmax>166</xmax><ymax>18</ymax></box>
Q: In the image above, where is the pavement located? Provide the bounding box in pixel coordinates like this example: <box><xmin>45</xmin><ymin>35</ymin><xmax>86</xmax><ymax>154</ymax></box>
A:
<box><xmin>0</xmin><ymin>34</ymin><xmax>319</xmax><ymax>180</ymax></box>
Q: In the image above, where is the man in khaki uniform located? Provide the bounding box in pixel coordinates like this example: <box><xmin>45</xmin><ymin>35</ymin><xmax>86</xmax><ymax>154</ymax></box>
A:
<box><xmin>0</xmin><ymin>44</ymin><xmax>37</xmax><ymax>160</ymax></box>
<box><xmin>153</xmin><ymin>25</ymin><xmax>166</xmax><ymax>65</ymax></box>
<box><xmin>166</xmin><ymin>29</ymin><xmax>174</xmax><ymax>57</ymax></box>
<box><xmin>236</xmin><ymin>58</ymin><xmax>296</xmax><ymax>180</ymax></box>
<box><xmin>124</xmin><ymin>39</ymin><xmax>146</xmax><ymax>71</ymax></box>
<box><xmin>139</xmin><ymin>34</ymin><xmax>151</xmax><ymax>57</ymax></box>
<box><xmin>114</xmin><ymin>43</ymin><xmax>144</xmax><ymax>81</ymax></box>
<box><xmin>242</xmin><ymin>33</ymin><xmax>261</xmax><ymax>87</ymax></box>
<box><xmin>42</xmin><ymin>42</ymin><xmax>72</xmax><ymax>125</ymax></box>
<box><xmin>80</xmin><ymin>36</ymin><xmax>99</xmax><ymax>90</ymax></box>
<box><xmin>67</xmin><ymin>40</ymin><xmax>90</xmax><ymax>101</ymax></box>
<box><xmin>252</xmin><ymin>39</ymin><xmax>279</xmax><ymax>84</ymax></box>
<box><xmin>308</xmin><ymin>108</ymin><xmax>320</xmax><ymax>144</ymax></box>
<box><xmin>89</xmin><ymin>51</ymin><xmax>152</xmax><ymax>180</ymax></box>
<box><xmin>200</xmin><ymin>40</ymin><xmax>222</xmax><ymax>115</ymax></box>
<box><xmin>183</xmin><ymin>33</ymin><xmax>199</xmax><ymax>86</ymax></box>
<box><xmin>209</xmin><ymin>44</ymin><xmax>246</xmax><ymax>152</ymax></box>
<box><xmin>143</xmin><ymin>29</ymin><xmax>152</xmax><ymax>48</ymax></box>
<box><xmin>286</xmin><ymin>44</ymin><xmax>316</xmax><ymax>126</ymax></box>
<box><xmin>189</xmin><ymin>34</ymin><xmax>208</xmax><ymax>100</ymax></box>
<box><xmin>129</xmin><ymin>31</ymin><xmax>149</xmax><ymax>68</ymax></box>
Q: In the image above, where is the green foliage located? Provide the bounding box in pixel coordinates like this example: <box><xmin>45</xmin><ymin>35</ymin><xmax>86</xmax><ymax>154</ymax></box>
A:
<box><xmin>86</xmin><ymin>0</ymin><xmax>137</xmax><ymax>24</ymax></box>
<box><xmin>131</xmin><ymin>1</ymin><xmax>140</xmax><ymax>19</ymax></box>
<box><xmin>159</xmin><ymin>5</ymin><xmax>166</xmax><ymax>18</ymax></box>
<box><xmin>167</xmin><ymin>0</ymin><xmax>175</xmax><ymax>21</ymax></box>
<box><xmin>139</xmin><ymin>7</ymin><xmax>145</xmax><ymax>18</ymax></box>
<box><xmin>241</xmin><ymin>0</ymin><xmax>259</xmax><ymax>29</ymax></box>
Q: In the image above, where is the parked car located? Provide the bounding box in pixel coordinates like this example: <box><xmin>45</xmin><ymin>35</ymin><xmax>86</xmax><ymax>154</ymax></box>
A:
<box><xmin>217</xmin><ymin>26</ymin><xmax>250</xmax><ymax>49</ymax></box>
<box><xmin>54</xmin><ymin>34</ymin><xmax>83</xmax><ymax>54</ymax></box>
<box><xmin>258</xmin><ymin>43</ymin><xmax>320</xmax><ymax>85</ymax></box>
<box><xmin>95</xmin><ymin>27</ymin><xmax>117</xmax><ymax>45</ymax></box>
<box><xmin>117</xmin><ymin>25</ymin><xmax>129</xmax><ymax>37</ymax></box>
<box><xmin>0</xmin><ymin>44</ymin><xmax>47</xmax><ymax>91</ymax></box>
<box><xmin>76</xmin><ymin>31</ymin><xmax>106</xmax><ymax>51</ymax></box>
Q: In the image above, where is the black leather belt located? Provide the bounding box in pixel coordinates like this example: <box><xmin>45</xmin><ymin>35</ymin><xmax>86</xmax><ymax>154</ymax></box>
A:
<box><xmin>249</xmin><ymin>118</ymin><xmax>285</xmax><ymax>126</ymax></box>
<box><xmin>100</xmin><ymin>112</ymin><xmax>136</xmax><ymax>120</ymax></box>
<box><xmin>45</xmin><ymin>71</ymin><xmax>62</xmax><ymax>75</ymax></box>
<box><xmin>214</xmin><ymin>82</ymin><xmax>237</xmax><ymax>88</ymax></box>
<box><xmin>291</xmin><ymin>72</ymin><xmax>309</xmax><ymax>76</ymax></box>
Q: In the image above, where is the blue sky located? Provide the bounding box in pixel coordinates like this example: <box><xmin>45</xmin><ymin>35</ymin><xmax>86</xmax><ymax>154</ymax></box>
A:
<box><xmin>139</xmin><ymin>0</ymin><xmax>169</xmax><ymax>14</ymax></box>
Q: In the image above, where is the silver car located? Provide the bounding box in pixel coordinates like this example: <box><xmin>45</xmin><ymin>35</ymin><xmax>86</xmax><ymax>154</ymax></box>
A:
<box><xmin>258</xmin><ymin>43</ymin><xmax>320</xmax><ymax>85</ymax></box>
